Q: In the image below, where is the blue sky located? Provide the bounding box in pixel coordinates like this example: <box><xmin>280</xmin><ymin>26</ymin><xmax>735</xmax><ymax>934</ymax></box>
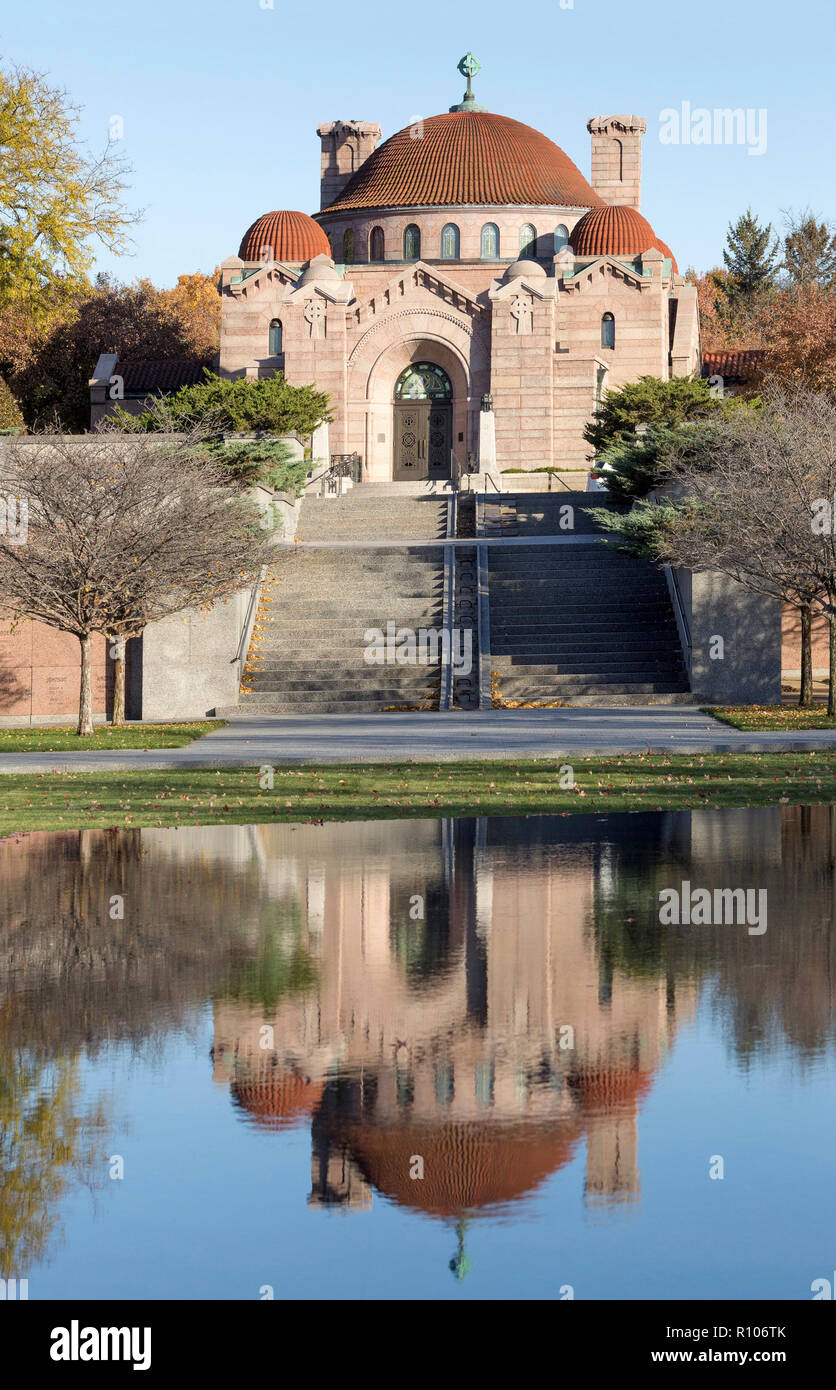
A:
<box><xmin>2</xmin><ymin>0</ymin><xmax>833</xmax><ymax>286</ymax></box>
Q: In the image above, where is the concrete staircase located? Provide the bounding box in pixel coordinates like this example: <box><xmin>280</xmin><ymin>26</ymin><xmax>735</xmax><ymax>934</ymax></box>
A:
<box><xmin>487</xmin><ymin>492</ymin><xmax>690</xmax><ymax>704</ymax></box>
<box><xmin>230</xmin><ymin>492</ymin><xmax>447</xmax><ymax>714</ymax></box>
<box><xmin>297</xmin><ymin>491</ymin><xmax>448</xmax><ymax>541</ymax></box>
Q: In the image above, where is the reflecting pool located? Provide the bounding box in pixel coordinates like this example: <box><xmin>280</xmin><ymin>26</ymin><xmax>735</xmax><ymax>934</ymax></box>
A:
<box><xmin>1</xmin><ymin>807</ymin><xmax>834</xmax><ymax>1299</ymax></box>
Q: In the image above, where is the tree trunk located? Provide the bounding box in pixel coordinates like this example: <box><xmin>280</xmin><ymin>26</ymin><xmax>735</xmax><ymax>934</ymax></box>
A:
<box><xmin>77</xmin><ymin>633</ymin><xmax>95</xmax><ymax>736</ymax></box>
<box><xmin>829</xmin><ymin>608</ymin><xmax>836</xmax><ymax>718</ymax></box>
<box><xmin>800</xmin><ymin>602</ymin><xmax>813</xmax><ymax>708</ymax></box>
<box><xmin>111</xmin><ymin>636</ymin><xmax>126</xmax><ymax>727</ymax></box>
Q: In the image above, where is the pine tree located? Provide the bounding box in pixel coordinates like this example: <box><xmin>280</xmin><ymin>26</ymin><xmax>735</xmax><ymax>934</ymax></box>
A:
<box><xmin>781</xmin><ymin>210</ymin><xmax>836</xmax><ymax>288</ymax></box>
<box><xmin>0</xmin><ymin>375</ymin><xmax>24</xmax><ymax>432</ymax></box>
<box><xmin>722</xmin><ymin>208</ymin><xmax>779</xmax><ymax>306</ymax></box>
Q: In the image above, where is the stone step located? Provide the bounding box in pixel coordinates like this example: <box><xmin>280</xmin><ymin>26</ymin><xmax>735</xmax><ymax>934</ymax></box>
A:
<box><xmin>493</xmin><ymin>679</ymin><xmax>690</xmax><ymax>695</ymax></box>
<box><xmin>235</xmin><ymin>696</ymin><xmax>437</xmax><ymax>712</ymax></box>
<box><xmin>490</xmin><ymin>659</ymin><xmax>686</xmax><ymax>674</ymax></box>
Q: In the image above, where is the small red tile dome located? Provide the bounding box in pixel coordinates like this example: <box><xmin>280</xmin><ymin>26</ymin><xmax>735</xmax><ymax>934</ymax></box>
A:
<box><xmin>570</xmin><ymin>205</ymin><xmax>677</xmax><ymax>271</ymax></box>
<box><xmin>238</xmin><ymin>209</ymin><xmax>331</xmax><ymax>264</ymax></box>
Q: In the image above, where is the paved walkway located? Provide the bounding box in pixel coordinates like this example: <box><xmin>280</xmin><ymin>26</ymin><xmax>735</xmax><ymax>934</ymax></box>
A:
<box><xmin>3</xmin><ymin>708</ymin><xmax>836</xmax><ymax>772</ymax></box>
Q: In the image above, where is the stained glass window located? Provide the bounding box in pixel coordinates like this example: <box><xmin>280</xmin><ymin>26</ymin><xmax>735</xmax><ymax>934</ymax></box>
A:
<box><xmin>554</xmin><ymin>224</ymin><xmax>569</xmax><ymax>253</ymax></box>
<box><xmin>481</xmin><ymin>222</ymin><xmax>499</xmax><ymax>258</ymax></box>
<box><xmin>394</xmin><ymin>363</ymin><xmax>452</xmax><ymax>400</ymax></box>
<box><xmin>441</xmin><ymin>223</ymin><xmax>460</xmax><ymax>259</ymax></box>
<box><xmin>343</xmin><ymin>229</ymin><xmax>355</xmax><ymax>264</ymax></box>
<box><xmin>520</xmin><ymin>223</ymin><xmax>537</xmax><ymax>258</ymax></box>
<box><xmin>403</xmin><ymin>224</ymin><xmax>421</xmax><ymax>260</ymax></box>
<box><xmin>601</xmin><ymin>312</ymin><xmax>615</xmax><ymax>349</ymax></box>
<box><xmin>370</xmin><ymin>226</ymin><xmax>385</xmax><ymax>261</ymax></box>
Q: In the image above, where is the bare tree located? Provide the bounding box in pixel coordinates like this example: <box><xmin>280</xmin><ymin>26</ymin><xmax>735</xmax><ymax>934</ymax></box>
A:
<box><xmin>657</xmin><ymin>387</ymin><xmax>836</xmax><ymax>710</ymax></box>
<box><xmin>0</xmin><ymin>426</ymin><xmax>275</xmax><ymax>733</ymax></box>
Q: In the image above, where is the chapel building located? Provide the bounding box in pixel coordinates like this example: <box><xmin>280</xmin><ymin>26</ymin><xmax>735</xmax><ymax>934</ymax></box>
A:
<box><xmin>215</xmin><ymin>57</ymin><xmax>701</xmax><ymax>481</ymax></box>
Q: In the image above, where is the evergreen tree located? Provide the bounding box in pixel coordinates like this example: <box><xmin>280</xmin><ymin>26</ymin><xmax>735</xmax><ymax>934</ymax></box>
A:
<box><xmin>722</xmin><ymin>208</ymin><xmax>779</xmax><ymax>305</ymax></box>
<box><xmin>781</xmin><ymin>209</ymin><xmax>836</xmax><ymax>288</ymax></box>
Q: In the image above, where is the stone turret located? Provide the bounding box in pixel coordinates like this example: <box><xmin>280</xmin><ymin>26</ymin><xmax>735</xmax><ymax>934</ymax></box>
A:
<box><xmin>317</xmin><ymin>120</ymin><xmax>381</xmax><ymax>210</ymax></box>
<box><xmin>587</xmin><ymin>114</ymin><xmax>647</xmax><ymax>210</ymax></box>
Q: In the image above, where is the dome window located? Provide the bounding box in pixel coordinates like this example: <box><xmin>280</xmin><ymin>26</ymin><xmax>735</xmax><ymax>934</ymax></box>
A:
<box><xmin>481</xmin><ymin>223</ymin><xmax>499</xmax><ymax>259</ymax></box>
<box><xmin>441</xmin><ymin>223</ymin><xmax>460</xmax><ymax>259</ymax></box>
<box><xmin>554</xmin><ymin>224</ymin><xmax>569</xmax><ymax>253</ymax></box>
<box><xmin>370</xmin><ymin>226</ymin><xmax>385</xmax><ymax>262</ymax></box>
<box><xmin>342</xmin><ymin>229</ymin><xmax>355</xmax><ymax>264</ymax></box>
<box><xmin>268</xmin><ymin>319</ymin><xmax>283</xmax><ymax>355</ymax></box>
<box><xmin>601</xmin><ymin>312</ymin><xmax>615</xmax><ymax>350</ymax></box>
<box><xmin>404</xmin><ymin>224</ymin><xmax>421</xmax><ymax>260</ymax></box>
<box><xmin>520</xmin><ymin>223</ymin><xmax>537</xmax><ymax>259</ymax></box>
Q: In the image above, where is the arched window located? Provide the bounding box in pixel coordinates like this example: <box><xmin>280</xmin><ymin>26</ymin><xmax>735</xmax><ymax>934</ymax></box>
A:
<box><xmin>404</xmin><ymin>224</ymin><xmax>421</xmax><ymax>260</ymax></box>
<box><xmin>394</xmin><ymin>362</ymin><xmax>452</xmax><ymax>400</ymax></box>
<box><xmin>343</xmin><ymin>228</ymin><xmax>355</xmax><ymax>264</ymax></box>
<box><xmin>369</xmin><ymin>226</ymin><xmax>385</xmax><ymax>261</ymax></box>
<box><xmin>268</xmin><ymin>319</ymin><xmax>283</xmax><ymax>355</ymax></box>
<box><xmin>441</xmin><ymin>223</ymin><xmax>460</xmax><ymax>259</ymax></box>
<box><xmin>481</xmin><ymin>222</ymin><xmax>499</xmax><ymax>258</ymax></box>
<box><xmin>520</xmin><ymin>223</ymin><xmax>537</xmax><ymax>259</ymax></box>
<box><xmin>554</xmin><ymin>224</ymin><xmax>569</xmax><ymax>253</ymax></box>
<box><xmin>601</xmin><ymin>312</ymin><xmax>615</xmax><ymax>349</ymax></box>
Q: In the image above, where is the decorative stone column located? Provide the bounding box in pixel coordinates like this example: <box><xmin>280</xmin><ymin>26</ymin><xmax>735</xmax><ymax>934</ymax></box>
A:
<box><xmin>478</xmin><ymin>398</ymin><xmax>500</xmax><ymax>489</ymax></box>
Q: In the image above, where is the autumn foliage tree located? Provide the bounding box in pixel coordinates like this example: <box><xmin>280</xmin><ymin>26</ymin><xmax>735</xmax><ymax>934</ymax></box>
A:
<box><xmin>0</xmin><ymin>272</ymin><xmax>221</xmax><ymax>431</ymax></box>
<box><xmin>0</xmin><ymin>426</ymin><xmax>275</xmax><ymax>733</ymax></box>
<box><xmin>755</xmin><ymin>283</ymin><xmax>836</xmax><ymax>395</ymax></box>
<box><xmin>0</xmin><ymin>63</ymin><xmax>137</xmax><ymax>314</ymax></box>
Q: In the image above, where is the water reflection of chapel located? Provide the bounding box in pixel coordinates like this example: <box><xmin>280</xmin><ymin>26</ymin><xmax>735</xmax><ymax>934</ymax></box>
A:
<box><xmin>211</xmin><ymin>816</ymin><xmax>699</xmax><ymax>1217</ymax></box>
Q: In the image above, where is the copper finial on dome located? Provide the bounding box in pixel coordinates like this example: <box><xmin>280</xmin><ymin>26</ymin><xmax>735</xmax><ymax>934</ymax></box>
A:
<box><xmin>449</xmin><ymin>53</ymin><xmax>487</xmax><ymax>112</ymax></box>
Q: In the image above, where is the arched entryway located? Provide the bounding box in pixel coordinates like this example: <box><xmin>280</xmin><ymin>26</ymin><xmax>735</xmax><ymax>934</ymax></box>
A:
<box><xmin>392</xmin><ymin>363</ymin><xmax>453</xmax><ymax>481</ymax></box>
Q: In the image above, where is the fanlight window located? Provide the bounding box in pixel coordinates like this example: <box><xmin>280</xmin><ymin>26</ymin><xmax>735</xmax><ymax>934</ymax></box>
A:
<box><xmin>481</xmin><ymin>222</ymin><xmax>499</xmax><ymax>258</ymax></box>
<box><xmin>404</xmin><ymin>224</ymin><xmax>421</xmax><ymax>260</ymax></box>
<box><xmin>343</xmin><ymin>229</ymin><xmax>355</xmax><ymax>264</ymax></box>
<box><xmin>601</xmin><ymin>312</ymin><xmax>615</xmax><ymax>349</ymax></box>
<box><xmin>394</xmin><ymin>363</ymin><xmax>452</xmax><ymax>401</ymax></box>
<box><xmin>441</xmin><ymin>223</ymin><xmax>460</xmax><ymax>259</ymax></box>
<box><xmin>370</xmin><ymin>226</ymin><xmax>385</xmax><ymax>261</ymax></box>
<box><xmin>520</xmin><ymin>223</ymin><xmax>537</xmax><ymax>258</ymax></box>
<box><xmin>554</xmin><ymin>224</ymin><xmax>569</xmax><ymax>253</ymax></box>
<box><xmin>268</xmin><ymin>319</ymin><xmax>283</xmax><ymax>355</ymax></box>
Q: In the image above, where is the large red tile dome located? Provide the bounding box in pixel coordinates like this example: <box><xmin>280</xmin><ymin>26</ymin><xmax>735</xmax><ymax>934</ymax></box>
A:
<box><xmin>238</xmin><ymin>209</ymin><xmax>331</xmax><ymax>263</ymax></box>
<box><xmin>321</xmin><ymin>111</ymin><xmax>605</xmax><ymax>213</ymax></box>
<box><xmin>570</xmin><ymin>204</ymin><xmax>677</xmax><ymax>270</ymax></box>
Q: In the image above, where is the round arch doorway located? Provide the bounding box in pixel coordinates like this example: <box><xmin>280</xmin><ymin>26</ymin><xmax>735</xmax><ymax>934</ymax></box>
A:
<box><xmin>392</xmin><ymin>363</ymin><xmax>453</xmax><ymax>481</ymax></box>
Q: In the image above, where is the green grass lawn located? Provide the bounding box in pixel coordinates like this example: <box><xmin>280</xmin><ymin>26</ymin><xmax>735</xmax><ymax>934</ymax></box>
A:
<box><xmin>703</xmin><ymin>705</ymin><xmax>836</xmax><ymax>731</ymax></box>
<box><xmin>0</xmin><ymin>721</ymin><xmax>223</xmax><ymax>752</ymax></box>
<box><xmin>1</xmin><ymin>753</ymin><xmax>835</xmax><ymax>833</ymax></box>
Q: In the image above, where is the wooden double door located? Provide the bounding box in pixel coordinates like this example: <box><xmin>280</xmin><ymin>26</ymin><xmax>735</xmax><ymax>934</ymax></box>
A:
<box><xmin>393</xmin><ymin>402</ymin><xmax>452</xmax><ymax>481</ymax></box>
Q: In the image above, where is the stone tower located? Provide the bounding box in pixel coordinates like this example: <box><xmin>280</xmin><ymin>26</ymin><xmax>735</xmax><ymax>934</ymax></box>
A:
<box><xmin>317</xmin><ymin>120</ymin><xmax>382</xmax><ymax>210</ymax></box>
<box><xmin>587</xmin><ymin>115</ymin><xmax>647</xmax><ymax>210</ymax></box>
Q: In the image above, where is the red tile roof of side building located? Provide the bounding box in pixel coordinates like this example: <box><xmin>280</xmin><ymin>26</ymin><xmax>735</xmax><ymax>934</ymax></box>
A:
<box><xmin>701</xmin><ymin>349</ymin><xmax>765</xmax><ymax>383</ymax></box>
<box><xmin>114</xmin><ymin>359</ymin><xmax>210</xmax><ymax>395</ymax></box>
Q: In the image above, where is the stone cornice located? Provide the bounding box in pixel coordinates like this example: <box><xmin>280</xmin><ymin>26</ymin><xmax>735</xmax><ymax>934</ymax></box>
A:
<box><xmin>559</xmin><ymin>256</ymin><xmax>650</xmax><ymax>293</ymax></box>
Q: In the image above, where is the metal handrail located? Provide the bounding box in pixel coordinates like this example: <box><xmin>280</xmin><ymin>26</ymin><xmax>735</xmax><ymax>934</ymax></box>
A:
<box><xmin>665</xmin><ymin>563</ymin><xmax>692</xmax><ymax>676</ymax></box>
<box><xmin>438</xmin><ymin>495</ymin><xmax>457</xmax><ymax>711</ymax></box>
<box><xmin>233</xmin><ymin>564</ymin><xmax>268</xmax><ymax>673</ymax></box>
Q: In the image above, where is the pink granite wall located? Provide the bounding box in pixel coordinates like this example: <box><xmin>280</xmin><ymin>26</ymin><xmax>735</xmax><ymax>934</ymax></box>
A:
<box><xmin>0</xmin><ymin>616</ymin><xmax>110</xmax><ymax>722</ymax></box>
